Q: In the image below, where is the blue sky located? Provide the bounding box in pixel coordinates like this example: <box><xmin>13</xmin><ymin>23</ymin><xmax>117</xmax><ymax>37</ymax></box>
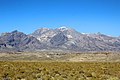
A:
<box><xmin>0</xmin><ymin>0</ymin><xmax>120</xmax><ymax>36</ymax></box>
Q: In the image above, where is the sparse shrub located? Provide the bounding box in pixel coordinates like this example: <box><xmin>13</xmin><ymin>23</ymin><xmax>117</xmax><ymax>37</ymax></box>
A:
<box><xmin>0</xmin><ymin>61</ymin><xmax>120</xmax><ymax>80</ymax></box>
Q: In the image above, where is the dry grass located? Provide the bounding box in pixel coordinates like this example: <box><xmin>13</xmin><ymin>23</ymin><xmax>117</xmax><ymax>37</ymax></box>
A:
<box><xmin>0</xmin><ymin>52</ymin><xmax>120</xmax><ymax>80</ymax></box>
<box><xmin>0</xmin><ymin>61</ymin><xmax>120</xmax><ymax>80</ymax></box>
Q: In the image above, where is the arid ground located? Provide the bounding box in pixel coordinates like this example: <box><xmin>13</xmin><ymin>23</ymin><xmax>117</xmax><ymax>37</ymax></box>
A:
<box><xmin>0</xmin><ymin>52</ymin><xmax>120</xmax><ymax>80</ymax></box>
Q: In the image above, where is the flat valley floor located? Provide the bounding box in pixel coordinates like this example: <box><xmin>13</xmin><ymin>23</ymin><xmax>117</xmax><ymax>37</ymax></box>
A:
<box><xmin>0</xmin><ymin>52</ymin><xmax>120</xmax><ymax>80</ymax></box>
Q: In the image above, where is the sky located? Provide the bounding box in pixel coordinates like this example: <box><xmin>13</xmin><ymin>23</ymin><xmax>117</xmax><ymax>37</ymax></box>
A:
<box><xmin>0</xmin><ymin>0</ymin><xmax>120</xmax><ymax>36</ymax></box>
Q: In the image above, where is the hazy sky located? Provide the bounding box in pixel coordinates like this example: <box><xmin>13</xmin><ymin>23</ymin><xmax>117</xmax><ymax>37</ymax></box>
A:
<box><xmin>0</xmin><ymin>0</ymin><xmax>120</xmax><ymax>36</ymax></box>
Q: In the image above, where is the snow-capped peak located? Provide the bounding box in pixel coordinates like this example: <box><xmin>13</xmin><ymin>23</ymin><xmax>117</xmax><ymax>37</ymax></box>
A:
<box><xmin>58</xmin><ymin>26</ymin><xmax>69</xmax><ymax>31</ymax></box>
<box><xmin>81</xmin><ymin>33</ymin><xmax>88</xmax><ymax>34</ymax></box>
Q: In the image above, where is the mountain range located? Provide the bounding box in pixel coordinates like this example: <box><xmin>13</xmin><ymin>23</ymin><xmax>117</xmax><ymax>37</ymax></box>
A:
<box><xmin>0</xmin><ymin>27</ymin><xmax>120</xmax><ymax>52</ymax></box>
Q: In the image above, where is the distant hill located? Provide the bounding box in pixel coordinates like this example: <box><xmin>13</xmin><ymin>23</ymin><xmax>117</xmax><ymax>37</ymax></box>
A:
<box><xmin>0</xmin><ymin>27</ymin><xmax>120</xmax><ymax>52</ymax></box>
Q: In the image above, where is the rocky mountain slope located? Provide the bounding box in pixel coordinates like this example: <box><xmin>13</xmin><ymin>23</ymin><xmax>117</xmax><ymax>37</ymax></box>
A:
<box><xmin>0</xmin><ymin>27</ymin><xmax>120</xmax><ymax>52</ymax></box>
<box><xmin>0</xmin><ymin>30</ymin><xmax>46</xmax><ymax>52</ymax></box>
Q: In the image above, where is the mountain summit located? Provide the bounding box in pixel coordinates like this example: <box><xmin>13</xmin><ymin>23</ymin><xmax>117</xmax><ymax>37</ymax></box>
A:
<box><xmin>0</xmin><ymin>27</ymin><xmax>120</xmax><ymax>52</ymax></box>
